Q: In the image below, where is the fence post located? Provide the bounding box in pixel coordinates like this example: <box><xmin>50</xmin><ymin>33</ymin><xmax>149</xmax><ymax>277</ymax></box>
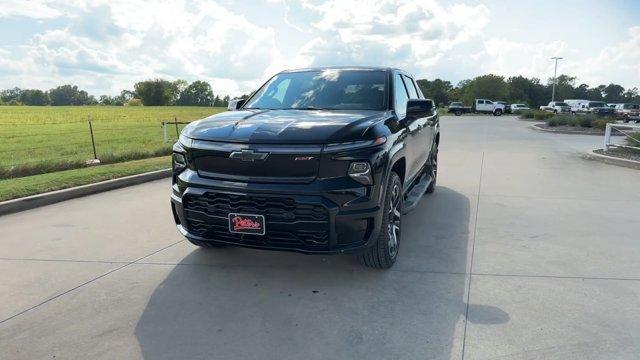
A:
<box><xmin>88</xmin><ymin>116</ymin><xmax>98</xmax><ymax>161</ymax></box>
<box><xmin>604</xmin><ymin>123</ymin><xmax>612</xmax><ymax>150</ymax></box>
<box><xmin>163</xmin><ymin>121</ymin><xmax>168</xmax><ymax>143</ymax></box>
<box><xmin>174</xmin><ymin>117</ymin><xmax>179</xmax><ymax>139</ymax></box>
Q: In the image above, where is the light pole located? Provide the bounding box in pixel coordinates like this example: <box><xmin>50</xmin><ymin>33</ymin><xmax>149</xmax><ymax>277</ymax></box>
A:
<box><xmin>550</xmin><ymin>57</ymin><xmax>563</xmax><ymax>102</ymax></box>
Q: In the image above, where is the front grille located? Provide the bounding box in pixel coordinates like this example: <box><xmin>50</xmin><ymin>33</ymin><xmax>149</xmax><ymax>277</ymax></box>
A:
<box><xmin>183</xmin><ymin>192</ymin><xmax>330</xmax><ymax>250</ymax></box>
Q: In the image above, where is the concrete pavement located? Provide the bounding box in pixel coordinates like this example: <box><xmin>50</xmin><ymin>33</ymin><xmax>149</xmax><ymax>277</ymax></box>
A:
<box><xmin>1</xmin><ymin>116</ymin><xmax>639</xmax><ymax>359</ymax></box>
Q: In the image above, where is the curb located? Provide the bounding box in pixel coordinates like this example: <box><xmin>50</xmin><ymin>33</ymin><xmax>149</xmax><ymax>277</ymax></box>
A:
<box><xmin>0</xmin><ymin>168</ymin><xmax>172</xmax><ymax>216</ymax></box>
<box><xmin>529</xmin><ymin>124</ymin><xmax>624</xmax><ymax>136</ymax></box>
<box><xmin>582</xmin><ymin>150</ymin><xmax>640</xmax><ymax>170</ymax></box>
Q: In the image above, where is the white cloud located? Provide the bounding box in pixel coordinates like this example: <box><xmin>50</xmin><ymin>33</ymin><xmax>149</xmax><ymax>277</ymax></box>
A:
<box><xmin>0</xmin><ymin>0</ymin><xmax>64</xmax><ymax>19</ymax></box>
<box><xmin>282</xmin><ymin>0</ymin><xmax>491</xmax><ymax>78</ymax></box>
<box><xmin>1</xmin><ymin>0</ymin><xmax>283</xmax><ymax>96</ymax></box>
<box><xmin>577</xmin><ymin>26</ymin><xmax>640</xmax><ymax>87</ymax></box>
<box><xmin>0</xmin><ymin>0</ymin><xmax>638</xmax><ymax>95</ymax></box>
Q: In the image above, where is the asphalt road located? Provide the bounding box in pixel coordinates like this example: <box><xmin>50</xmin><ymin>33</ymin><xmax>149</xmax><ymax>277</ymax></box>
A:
<box><xmin>1</xmin><ymin>116</ymin><xmax>639</xmax><ymax>359</ymax></box>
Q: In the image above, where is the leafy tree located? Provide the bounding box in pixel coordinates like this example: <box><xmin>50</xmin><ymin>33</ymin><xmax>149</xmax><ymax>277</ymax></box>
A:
<box><xmin>20</xmin><ymin>89</ymin><xmax>50</xmax><ymax>105</ymax></box>
<box><xmin>602</xmin><ymin>83</ymin><xmax>625</xmax><ymax>103</ymax></box>
<box><xmin>623</xmin><ymin>87</ymin><xmax>639</xmax><ymax>102</ymax></box>
<box><xmin>133</xmin><ymin>79</ymin><xmax>180</xmax><ymax>106</ymax></box>
<box><xmin>506</xmin><ymin>76</ymin><xmax>548</xmax><ymax>107</ymax></box>
<box><xmin>416</xmin><ymin>79</ymin><xmax>453</xmax><ymax>107</ymax></box>
<box><xmin>459</xmin><ymin>74</ymin><xmax>508</xmax><ymax>104</ymax></box>
<box><xmin>120</xmin><ymin>90</ymin><xmax>135</xmax><ymax>102</ymax></box>
<box><xmin>573</xmin><ymin>84</ymin><xmax>590</xmax><ymax>99</ymax></box>
<box><xmin>222</xmin><ymin>95</ymin><xmax>230</xmax><ymax>107</ymax></box>
<box><xmin>177</xmin><ymin>80</ymin><xmax>214</xmax><ymax>106</ymax></box>
<box><xmin>547</xmin><ymin>74</ymin><xmax>576</xmax><ymax>101</ymax></box>
<box><xmin>1</xmin><ymin>87</ymin><xmax>22</xmax><ymax>103</ymax></box>
<box><xmin>49</xmin><ymin>85</ymin><xmax>91</xmax><ymax>105</ymax></box>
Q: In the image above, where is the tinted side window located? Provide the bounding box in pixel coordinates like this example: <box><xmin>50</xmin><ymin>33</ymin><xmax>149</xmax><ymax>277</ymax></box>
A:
<box><xmin>403</xmin><ymin>75</ymin><xmax>418</xmax><ymax>99</ymax></box>
<box><xmin>394</xmin><ymin>74</ymin><xmax>409</xmax><ymax>118</ymax></box>
<box><xmin>478</xmin><ymin>100</ymin><xmax>485</xmax><ymax>104</ymax></box>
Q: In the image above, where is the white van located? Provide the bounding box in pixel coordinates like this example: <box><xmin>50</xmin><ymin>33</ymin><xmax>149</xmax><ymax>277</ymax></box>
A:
<box><xmin>563</xmin><ymin>99</ymin><xmax>588</xmax><ymax>114</ymax></box>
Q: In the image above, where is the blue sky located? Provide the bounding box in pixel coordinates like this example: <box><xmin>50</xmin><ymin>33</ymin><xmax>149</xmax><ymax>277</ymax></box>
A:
<box><xmin>0</xmin><ymin>0</ymin><xmax>638</xmax><ymax>96</ymax></box>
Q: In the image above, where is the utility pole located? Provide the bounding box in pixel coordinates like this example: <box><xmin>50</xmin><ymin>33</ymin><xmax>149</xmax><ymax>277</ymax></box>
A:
<box><xmin>550</xmin><ymin>57</ymin><xmax>563</xmax><ymax>102</ymax></box>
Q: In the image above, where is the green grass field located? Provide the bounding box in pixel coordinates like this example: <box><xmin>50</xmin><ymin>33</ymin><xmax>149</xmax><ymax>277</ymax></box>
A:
<box><xmin>0</xmin><ymin>106</ymin><xmax>226</xmax><ymax>179</ymax></box>
<box><xmin>0</xmin><ymin>156</ymin><xmax>171</xmax><ymax>201</ymax></box>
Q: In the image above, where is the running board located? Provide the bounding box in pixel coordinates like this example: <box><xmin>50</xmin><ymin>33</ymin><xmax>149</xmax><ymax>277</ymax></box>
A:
<box><xmin>402</xmin><ymin>174</ymin><xmax>432</xmax><ymax>214</ymax></box>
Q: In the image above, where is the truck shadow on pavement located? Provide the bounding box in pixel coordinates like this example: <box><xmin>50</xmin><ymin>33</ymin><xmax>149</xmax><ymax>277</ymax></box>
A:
<box><xmin>135</xmin><ymin>186</ymin><xmax>508</xmax><ymax>359</ymax></box>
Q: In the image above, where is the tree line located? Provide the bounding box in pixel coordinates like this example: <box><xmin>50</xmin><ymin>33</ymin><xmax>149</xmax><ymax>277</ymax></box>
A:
<box><xmin>2</xmin><ymin>74</ymin><xmax>638</xmax><ymax>108</ymax></box>
<box><xmin>416</xmin><ymin>74</ymin><xmax>640</xmax><ymax>108</ymax></box>
<box><xmin>0</xmin><ymin>79</ymin><xmax>231</xmax><ymax>107</ymax></box>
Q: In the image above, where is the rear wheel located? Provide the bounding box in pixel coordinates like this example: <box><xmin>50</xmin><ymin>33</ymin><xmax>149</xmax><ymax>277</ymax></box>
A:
<box><xmin>493</xmin><ymin>109</ymin><xmax>503</xmax><ymax>116</ymax></box>
<box><xmin>187</xmin><ymin>238</ymin><xmax>226</xmax><ymax>248</ymax></box>
<box><xmin>454</xmin><ymin>110</ymin><xmax>462</xmax><ymax>116</ymax></box>
<box><xmin>358</xmin><ymin>172</ymin><xmax>402</xmax><ymax>269</ymax></box>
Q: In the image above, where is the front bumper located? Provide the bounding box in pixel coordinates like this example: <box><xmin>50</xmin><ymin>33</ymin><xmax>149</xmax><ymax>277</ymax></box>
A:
<box><xmin>171</xmin><ymin>169</ymin><xmax>385</xmax><ymax>254</ymax></box>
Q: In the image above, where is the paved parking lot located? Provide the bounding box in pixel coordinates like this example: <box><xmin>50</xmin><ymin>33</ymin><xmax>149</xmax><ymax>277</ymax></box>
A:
<box><xmin>1</xmin><ymin>116</ymin><xmax>639</xmax><ymax>359</ymax></box>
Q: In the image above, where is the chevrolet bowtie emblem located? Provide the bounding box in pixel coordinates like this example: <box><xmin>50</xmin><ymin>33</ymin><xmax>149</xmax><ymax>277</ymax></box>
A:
<box><xmin>229</xmin><ymin>149</ymin><xmax>270</xmax><ymax>162</ymax></box>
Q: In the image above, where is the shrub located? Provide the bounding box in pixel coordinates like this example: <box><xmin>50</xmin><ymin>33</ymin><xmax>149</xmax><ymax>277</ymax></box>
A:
<box><xmin>127</xmin><ymin>98</ymin><xmax>143</xmax><ymax>106</ymax></box>
<box><xmin>548</xmin><ymin>119</ymin><xmax>558</xmax><ymax>127</ymax></box>
<box><xmin>579</xmin><ymin>117</ymin><xmax>593</xmax><ymax>128</ymax></box>
<box><xmin>627</xmin><ymin>132</ymin><xmax>640</xmax><ymax>147</ymax></box>
<box><xmin>521</xmin><ymin>110</ymin><xmax>535</xmax><ymax>119</ymax></box>
<box><xmin>534</xmin><ymin>111</ymin><xmax>553</xmax><ymax>120</ymax></box>
<box><xmin>592</xmin><ymin>117</ymin><xmax>616</xmax><ymax>130</ymax></box>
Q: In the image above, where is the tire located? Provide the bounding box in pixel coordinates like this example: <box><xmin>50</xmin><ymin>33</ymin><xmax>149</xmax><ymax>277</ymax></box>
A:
<box><xmin>187</xmin><ymin>238</ymin><xmax>226</xmax><ymax>248</ymax></box>
<box><xmin>493</xmin><ymin>109</ymin><xmax>503</xmax><ymax>116</ymax></box>
<box><xmin>554</xmin><ymin>110</ymin><xmax>558</xmax><ymax>114</ymax></box>
<box><xmin>454</xmin><ymin>110</ymin><xmax>462</xmax><ymax>116</ymax></box>
<box><xmin>358</xmin><ymin>172</ymin><xmax>403</xmax><ymax>269</ymax></box>
<box><xmin>426</xmin><ymin>144</ymin><xmax>438</xmax><ymax>194</ymax></box>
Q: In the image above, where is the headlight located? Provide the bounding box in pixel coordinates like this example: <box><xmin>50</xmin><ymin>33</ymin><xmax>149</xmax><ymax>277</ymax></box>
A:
<box><xmin>324</xmin><ymin>136</ymin><xmax>386</xmax><ymax>152</ymax></box>
<box><xmin>348</xmin><ymin>162</ymin><xmax>373</xmax><ymax>185</ymax></box>
<box><xmin>172</xmin><ymin>152</ymin><xmax>187</xmax><ymax>173</ymax></box>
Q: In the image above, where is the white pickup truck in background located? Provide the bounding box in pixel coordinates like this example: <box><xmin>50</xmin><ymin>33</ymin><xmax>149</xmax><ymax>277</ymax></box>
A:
<box><xmin>473</xmin><ymin>99</ymin><xmax>505</xmax><ymax>116</ymax></box>
<box><xmin>540</xmin><ymin>101</ymin><xmax>571</xmax><ymax>113</ymax></box>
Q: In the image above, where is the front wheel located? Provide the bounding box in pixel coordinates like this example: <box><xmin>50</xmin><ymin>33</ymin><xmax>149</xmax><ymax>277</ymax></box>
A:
<box><xmin>493</xmin><ymin>109</ymin><xmax>503</xmax><ymax>116</ymax></box>
<box><xmin>455</xmin><ymin>110</ymin><xmax>462</xmax><ymax>116</ymax></box>
<box><xmin>358</xmin><ymin>172</ymin><xmax>403</xmax><ymax>269</ymax></box>
<box><xmin>426</xmin><ymin>144</ymin><xmax>438</xmax><ymax>194</ymax></box>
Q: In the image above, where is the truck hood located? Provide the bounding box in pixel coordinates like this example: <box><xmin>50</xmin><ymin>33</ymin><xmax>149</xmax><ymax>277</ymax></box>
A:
<box><xmin>182</xmin><ymin>109</ymin><xmax>390</xmax><ymax>144</ymax></box>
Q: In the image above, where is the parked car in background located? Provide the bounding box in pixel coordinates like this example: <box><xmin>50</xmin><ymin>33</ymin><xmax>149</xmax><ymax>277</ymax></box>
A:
<box><xmin>576</xmin><ymin>101</ymin><xmax>615</xmax><ymax>116</ymax></box>
<box><xmin>473</xmin><ymin>99</ymin><xmax>505</xmax><ymax>116</ymax></box>
<box><xmin>564</xmin><ymin>99</ymin><xmax>589</xmax><ymax>114</ymax></box>
<box><xmin>447</xmin><ymin>101</ymin><xmax>472</xmax><ymax>116</ymax></box>
<box><xmin>496</xmin><ymin>101</ymin><xmax>511</xmax><ymax>114</ymax></box>
<box><xmin>540</xmin><ymin>101</ymin><xmax>571</xmax><ymax>113</ymax></box>
<box><xmin>613</xmin><ymin>103</ymin><xmax>640</xmax><ymax>122</ymax></box>
<box><xmin>510</xmin><ymin>104</ymin><xmax>530</xmax><ymax>113</ymax></box>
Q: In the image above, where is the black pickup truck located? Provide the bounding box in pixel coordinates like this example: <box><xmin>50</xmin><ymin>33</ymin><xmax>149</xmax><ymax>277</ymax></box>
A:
<box><xmin>171</xmin><ymin>67</ymin><xmax>440</xmax><ymax>269</ymax></box>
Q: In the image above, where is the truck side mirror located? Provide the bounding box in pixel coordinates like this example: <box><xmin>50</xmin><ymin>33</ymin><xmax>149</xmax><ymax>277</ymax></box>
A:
<box><xmin>406</xmin><ymin>99</ymin><xmax>434</xmax><ymax>119</ymax></box>
<box><xmin>227</xmin><ymin>98</ymin><xmax>246</xmax><ymax>111</ymax></box>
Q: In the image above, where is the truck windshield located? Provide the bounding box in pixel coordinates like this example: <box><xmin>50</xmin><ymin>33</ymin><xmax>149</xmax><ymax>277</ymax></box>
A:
<box><xmin>556</xmin><ymin>102</ymin><xmax>569</xmax><ymax>106</ymax></box>
<box><xmin>244</xmin><ymin>70</ymin><xmax>387</xmax><ymax>111</ymax></box>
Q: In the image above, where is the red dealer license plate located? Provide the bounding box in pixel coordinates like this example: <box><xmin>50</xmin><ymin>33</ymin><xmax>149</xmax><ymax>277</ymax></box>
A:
<box><xmin>228</xmin><ymin>213</ymin><xmax>265</xmax><ymax>235</ymax></box>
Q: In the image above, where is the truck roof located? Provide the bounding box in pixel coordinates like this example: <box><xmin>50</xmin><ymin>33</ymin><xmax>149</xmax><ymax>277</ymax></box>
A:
<box><xmin>281</xmin><ymin>66</ymin><xmax>400</xmax><ymax>73</ymax></box>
